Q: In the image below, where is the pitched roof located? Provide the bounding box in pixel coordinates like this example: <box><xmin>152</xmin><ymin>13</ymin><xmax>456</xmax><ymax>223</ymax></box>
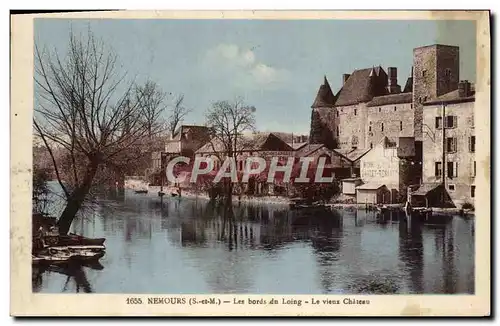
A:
<box><xmin>356</xmin><ymin>183</ymin><xmax>386</xmax><ymax>190</ymax></box>
<box><xmin>332</xmin><ymin>148</ymin><xmax>370</xmax><ymax>162</ymax></box>
<box><xmin>294</xmin><ymin>143</ymin><xmax>325</xmax><ymax>157</ymax></box>
<box><xmin>287</xmin><ymin>142</ymin><xmax>307</xmax><ymax>150</ymax></box>
<box><xmin>366</xmin><ymin>92</ymin><xmax>413</xmax><ymax>107</ymax></box>
<box><xmin>403</xmin><ymin>76</ymin><xmax>413</xmax><ymax>93</ymax></box>
<box><xmin>423</xmin><ymin>89</ymin><xmax>475</xmax><ymax>105</ymax></box>
<box><xmin>334</xmin><ymin>66</ymin><xmax>388</xmax><ymax>107</ymax></box>
<box><xmin>195</xmin><ymin>132</ymin><xmax>293</xmax><ymax>154</ymax></box>
<box><xmin>412</xmin><ymin>183</ymin><xmax>442</xmax><ymax>196</ymax></box>
<box><xmin>171</xmin><ymin>125</ymin><xmax>211</xmax><ymax>140</ymax></box>
<box><xmin>311</xmin><ymin>76</ymin><xmax>336</xmax><ymax>108</ymax></box>
<box><xmin>196</xmin><ymin>137</ymin><xmax>236</xmax><ymax>154</ymax></box>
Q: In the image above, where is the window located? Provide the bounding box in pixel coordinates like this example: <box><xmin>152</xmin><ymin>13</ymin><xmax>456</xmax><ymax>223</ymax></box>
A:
<box><xmin>378</xmin><ymin>107</ymin><xmax>381</xmax><ymax>112</ymax></box>
<box><xmin>468</xmin><ymin>116</ymin><xmax>475</xmax><ymax>128</ymax></box>
<box><xmin>445</xmin><ymin>116</ymin><xmax>457</xmax><ymax>128</ymax></box>
<box><xmin>369</xmin><ymin>126</ymin><xmax>372</xmax><ymax>132</ymax></box>
<box><xmin>394</xmin><ymin>106</ymin><xmax>397</xmax><ymax>112</ymax></box>
<box><xmin>435</xmin><ymin>117</ymin><xmax>443</xmax><ymax>129</ymax></box>
<box><xmin>336</xmin><ymin>126</ymin><xmax>339</xmax><ymax>137</ymax></box>
<box><xmin>446</xmin><ymin>137</ymin><xmax>457</xmax><ymax>153</ymax></box>
<box><xmin>471</xmin><ymin>186</ymin><xmax>475</xmax><ymax>198</ymax></box>
<box><xmin>354</xmin><ymin>109</ymin><xmax>357</xmax><ymax>116</ymax></box>
<box><xmin>381</xmin><ymin>123</ymin><xmax>384</xmax><ymax>132</ymax></box>
<box><xmin>469</xmin><ymin>136</ymin><xmax>475</xmax><ymax>152</ymax></box>
<box><xmin>336</xmin><ymin>111</ymin><xmax>339</xmax><ymax>117</ymax></box>
<box><xmin>473</xmin><ymin>161</ymin><xmax>476</xmax><ymax>177</ymax></box>
<box><xmin>400</xmin><ymin>121</ymin><xmax>403</xmax><ymax>131</ymax></box>
<box><xmin>411</xmin><ymin>104</ymin><xmax>413</xmax><ymax>109</ymax></box>
<box><xmin>448</xmin><ymin>184</ymin><xmax>455</xmax><ymax>191</ymax></box>
<box><xmin>447</xmin><ymin>161</ymin><xmax>458</xmax><ymax>179</ymax></box>
<box><xmin>370</xmin><ymin>143</ymin><xmax>373</xmax><ymax>149</ymax></box>
<box><xmin>422</xmin><ymin>69</ymin><xmax>427</xmax><ymax>77</ymax></box>
<box><xmin>435</xmin><ymin>162</ymin><xmax>442</xmax><ymax>177</ymax></box>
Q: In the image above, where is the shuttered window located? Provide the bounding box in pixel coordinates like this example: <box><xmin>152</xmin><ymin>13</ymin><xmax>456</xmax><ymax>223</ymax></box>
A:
<box><xmin>447</xmin><ymin>161</ymin><xmax>458</xmax><ymax>179</ymax></box>
<box><xmin>435</xmin><ymin>117</ymin><xmax>443</xmax><ymax>129</ymax></box>
<box><xmin>446</xmin><ymin>137</ymin><xmax>457</xmax><ymax>153</ymax></box>
<box><xmin>445</xmin><ymin>116</ymin><xmax>457</xmax><ymax>128</ymax></box>
<box><xmin>469</xmin><ymin>136</ymin><xmax>475</xmax><ymax>152</ymax></box>
<box><xmin>435</xmin><ymin>162</ymin><xmax>442</xmax><ymax>177</ymax></box>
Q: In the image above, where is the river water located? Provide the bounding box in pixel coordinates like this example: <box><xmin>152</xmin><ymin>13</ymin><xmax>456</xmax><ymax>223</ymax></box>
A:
<box><xmin>32</xmin><ymin>190</ymin><xmax>475</xmax><ymax>294</ymax></box>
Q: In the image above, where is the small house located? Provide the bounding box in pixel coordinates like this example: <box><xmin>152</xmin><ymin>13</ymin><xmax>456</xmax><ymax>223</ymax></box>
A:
<box><xmin>356</xmin><ymin>183</ymin><xmax>391</xmax><ymax>205</ymax></box>
<box><xmin>342</xmin><ymin>178</ymin><xmax>364</xmax><ymax>196</ymax></box>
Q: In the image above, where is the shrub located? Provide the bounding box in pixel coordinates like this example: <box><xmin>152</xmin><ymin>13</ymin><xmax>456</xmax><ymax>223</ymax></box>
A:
<box><xmin>462</xmin><ymin>202</ymin><xmax>475</xmax><ymax>210</ymax></box>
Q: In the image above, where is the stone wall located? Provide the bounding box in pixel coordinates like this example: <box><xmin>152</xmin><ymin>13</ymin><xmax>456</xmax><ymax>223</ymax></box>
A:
<box><xmin>334</xmin><ymin>103</ymin><xmax>368</xmax><ymax>150</ymax></box>
<box><xmin>366</xmin><ymin>102</ymin><xmax>414</xmax><ymax>148</ymax></box>
<box><xmin>412</xmin><ymin>45</ymin><xmax>459</xmax><ymax>141</ymax></box>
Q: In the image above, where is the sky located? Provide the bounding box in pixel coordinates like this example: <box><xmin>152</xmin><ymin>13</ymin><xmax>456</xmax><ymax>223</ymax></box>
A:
<box><xmin>34</xmin><ymin>19</ymin><xmax>476</xmax><ymax>135</ymax></box>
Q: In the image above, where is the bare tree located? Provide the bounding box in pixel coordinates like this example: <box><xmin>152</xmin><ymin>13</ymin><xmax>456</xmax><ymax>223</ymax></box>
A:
<box><xmin>34</xmin><ymin>30</ymin><xmax>163</xmax><ymax>234</ymax></box>
<box><xmin>167</xmin><ymin>94</ymin><xmax>191</xmax><ymax>139</ymax></box>
<box><xmin>135</xmin><ymin>80</ymin><xmax>167</xmax><ymax>138</ymax></box>
<box><xmin>205</xmin><ymin>97</ymin><xmax>256</xmax><ymax>201</ymax></box>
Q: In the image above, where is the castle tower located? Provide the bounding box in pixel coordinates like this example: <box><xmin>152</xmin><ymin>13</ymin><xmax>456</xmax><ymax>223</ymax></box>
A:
<box><xmin>309</xmin><ymin>76</ymin><xmax>336</xmax><ymax>148</ymax></box>
<box><xmin>412</xmin><ymin>44</ymin><xmax>459</xmax><ymax>140</ymax></box>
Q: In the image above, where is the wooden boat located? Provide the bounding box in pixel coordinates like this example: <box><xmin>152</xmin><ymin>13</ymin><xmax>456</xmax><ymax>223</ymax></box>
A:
<box><xmin>35</xmin><ymin>248</ymin><xmax>73</xmax><ymax>264</ymax></box>
<box><xmin>293</xmin><ymin>200</ymin><xmax>329</xmax><ymax>211</ymax></box>
<box><xmin>69</xmin><ymin>249</ymin><xmax>105</xmax><ymax>261</ymax></box>
<box><xmin>32</xmin><ymin>255</ymin><xmax>45</xmax><ymax>265</ymax></box>
<box><xmin>158</xmin><ymin>191</ymin><xmax>165</xmax><ymax>197</ymax></box>
<box><xmin>289</xmin><ymin>198</ymin><xmax>308</xmax><ymax>209</ymax></box>
<box><xmin>45</xmin><ymin>246</ymin><xmax>105</xmax><ymax>262</ymax></box>
<box><xmin>171</xmin><ymin>192</ymin><xmax>178</xmax><ymax>197</ymax></box>
<box><xmin>135</xmin><ymin>189</ymin><xmax>148</xmax><ymax>194</ymax></box>
<box><xmin>57</xmin><ymin>233</ymin><xmax>106</xmax><ymax>246</ymax></box>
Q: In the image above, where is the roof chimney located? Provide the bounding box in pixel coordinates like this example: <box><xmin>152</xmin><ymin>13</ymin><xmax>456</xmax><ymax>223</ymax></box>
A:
<box><xmin>458</xmin><ymin>80</ymin><xmax>471</xmax><ymax>98</ymax></box>
<box><xmin>342</xmin><ymin>74</ymin><xmax>350</xmax><ymax>85</ymax></box>
<box><xmin>386</xmin><ymin>67</ymin><xmax>401</xmax><ymax>94</ymax></box>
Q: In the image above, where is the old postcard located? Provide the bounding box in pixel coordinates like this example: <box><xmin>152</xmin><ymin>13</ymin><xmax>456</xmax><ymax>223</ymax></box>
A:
<box><xmin>11</xmin><ymin>10</ymin><xmax>490</xmax><ymax>316</ymax></box>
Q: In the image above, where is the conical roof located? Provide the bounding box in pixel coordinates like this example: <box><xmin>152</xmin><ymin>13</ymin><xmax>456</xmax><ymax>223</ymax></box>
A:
<box><xmin>311</xmin><ymin>76</ymin><xmax>336</xmax><ymax>108</ymax></box>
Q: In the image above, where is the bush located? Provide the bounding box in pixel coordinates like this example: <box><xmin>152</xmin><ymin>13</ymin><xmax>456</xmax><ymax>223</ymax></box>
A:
<box><xmin>290</xmin><ymin>182</ymin><xmax>340</xmax><ymax>204</ymax></box>
<box><xmin>462</xmin><ymin>202</ymin><xmax>475</xmax><ymax>210</ymax></box>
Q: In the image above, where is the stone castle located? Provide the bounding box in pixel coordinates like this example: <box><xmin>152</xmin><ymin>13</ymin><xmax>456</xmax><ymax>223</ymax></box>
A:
<box><xmin>309</xmin><ymin>44</ymin><xmax>461</xmax><ymax>152</ymax></box>
<box><xmin>308</xmin><ymin>44</ymin><xmax>476</xmax><ymax>206</ymax></box>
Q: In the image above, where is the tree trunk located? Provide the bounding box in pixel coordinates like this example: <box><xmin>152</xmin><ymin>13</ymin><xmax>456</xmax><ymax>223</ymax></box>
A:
<box><xmin>57</xmin><ymin>162</ymin><xmax>99</xmax><ymax>235</ymax></box>
<box><xmin>224</xmin><ymin>180</ymin><xmax>233</xmax><ymax>206</ymax></box>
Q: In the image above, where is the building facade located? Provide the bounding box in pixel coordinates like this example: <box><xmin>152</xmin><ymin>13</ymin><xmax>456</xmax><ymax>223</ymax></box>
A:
<box><xmin>421</xmin><ymin>80</ymin><xmax>475</xmax><ymax>207</ymax></box>
<box><xmin>359</xmin><ymin>137</ymin><xmax>420</xmax><ymax>203</ymax></box>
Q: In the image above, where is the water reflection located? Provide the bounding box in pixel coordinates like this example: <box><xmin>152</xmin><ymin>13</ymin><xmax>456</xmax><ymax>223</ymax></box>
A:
<box><xmin>33</xmin><ymin>261</ymin><xmax>104</xmax><ymax>293</ymax></box>
<box><xmin>33</xmin><ymin>191</ymin><xmax>475</xmax><ymax>294</ymax></box>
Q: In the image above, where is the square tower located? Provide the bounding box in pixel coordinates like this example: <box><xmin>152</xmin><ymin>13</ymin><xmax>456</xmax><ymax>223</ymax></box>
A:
<box><xmin>412</xmin><ymin>44</ymin><xmax>460</xmax><ymax>141</ymax></box>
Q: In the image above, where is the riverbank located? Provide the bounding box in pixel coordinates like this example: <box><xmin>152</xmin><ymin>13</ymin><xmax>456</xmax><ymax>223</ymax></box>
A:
<box><xmin>147</xmin><ymin>186</ymin><xmax>290</xmax><ymax>206</ymax></box>
<box><xmin>131</xmin><ymin>186</ymin><xmax>474</xmax><ymax>216</ymax></box>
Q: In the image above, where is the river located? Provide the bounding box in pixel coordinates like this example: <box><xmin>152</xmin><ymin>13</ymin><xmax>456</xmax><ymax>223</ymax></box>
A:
<box><xmin>32</xmin><ymin>189</ymin><xmax>475</xmax><ymax>294</ymax></box>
